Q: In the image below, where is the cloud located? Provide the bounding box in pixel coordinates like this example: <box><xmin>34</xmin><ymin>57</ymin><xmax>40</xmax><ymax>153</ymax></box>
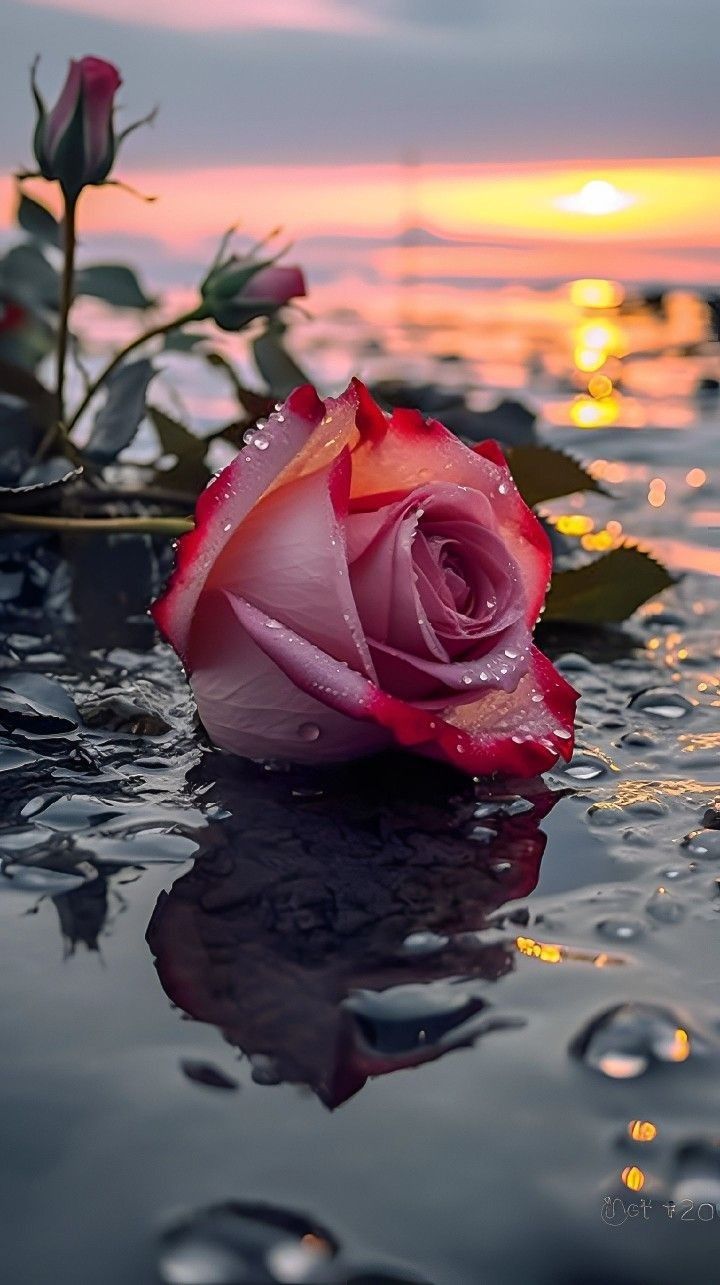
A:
<box><xmin>2</xmin><ymin>0</ymin><xmax>720</xmax><ymax>171</ymax></box>
<box><xmin>19</xmin><ymin>0</ymin><xmax>385</xmax><ymax>32</ymax></box>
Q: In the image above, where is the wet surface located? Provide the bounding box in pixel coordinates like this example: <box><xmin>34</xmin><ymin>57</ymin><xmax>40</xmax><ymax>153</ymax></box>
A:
<box><xmin>1</xmin><ymin>392</ymin><xmax>720</xmax><ymax>1283</ymax></box>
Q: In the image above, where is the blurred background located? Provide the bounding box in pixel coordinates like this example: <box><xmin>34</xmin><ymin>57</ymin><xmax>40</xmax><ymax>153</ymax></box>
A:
<box><xmin>3</xmin><ymin>0</ymin><xmax>720</xmax><ymax>436</ymax></box>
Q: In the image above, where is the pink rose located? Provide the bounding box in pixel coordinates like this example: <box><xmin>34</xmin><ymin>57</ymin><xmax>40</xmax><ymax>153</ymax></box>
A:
<box><xmin>153</xmin><ymin>381</ymin><xmax>577</xmax><ymax>776</ymax></box>
<box><xmin>32</xmin><ymin>56</ymin><xmax>122</xmax><ymax>196</ymax></box>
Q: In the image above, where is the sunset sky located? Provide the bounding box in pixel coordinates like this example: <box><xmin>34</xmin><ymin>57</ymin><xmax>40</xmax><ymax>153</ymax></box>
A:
<box><xmin>2</xmin><ymin>0</ymin><xmax>720</xmax><ymax>285</ymax></box>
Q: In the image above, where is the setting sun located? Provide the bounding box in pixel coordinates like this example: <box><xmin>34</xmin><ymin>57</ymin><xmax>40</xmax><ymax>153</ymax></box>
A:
<box><xmin>556</xmin><ymin>178</ymin><xmax>637</xmax><ymax>216</ymax></box>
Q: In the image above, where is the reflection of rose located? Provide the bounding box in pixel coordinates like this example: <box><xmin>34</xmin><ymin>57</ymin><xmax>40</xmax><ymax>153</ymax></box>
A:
<box><xmin>153</xmin><ymin>381</ymin><xmax>576</xmax><ymax>775</ymax></box>
<box><xmin>147</xmin><ymin>757</ymin><xmax>558</xmax><ymax>1107</ymax></box>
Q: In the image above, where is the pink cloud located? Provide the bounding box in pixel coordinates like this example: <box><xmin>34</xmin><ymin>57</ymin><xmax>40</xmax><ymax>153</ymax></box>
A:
<box><xmin>19</xmin><ymin>0</ymin><xmax>385</xmax><ymax>33</ymax></box>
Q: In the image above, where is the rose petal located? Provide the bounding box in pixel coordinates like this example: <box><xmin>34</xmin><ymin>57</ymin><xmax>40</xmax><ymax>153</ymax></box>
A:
<box><xmin>221</xmin><ymin>594</ymin><xmax>577</xmax><ymax>777</ymax></box>
<box><xmin>348</xmin><ymin>383</ymin><xmax>551</xmax><ymax>627</ymax></box>
<box><xmin>190</xmin><ymin>590</ymin><xmax>389</xmax><ymax>764</ymax></box>
<box><xmin>153</xmin><ymin>383</ymin><xmax>358</xmax><ymax>665</ymax></box>
<box><xmin>203</xmin><ymin>449</ymin><xmax>375</xmax><ymax>678</ymax></box>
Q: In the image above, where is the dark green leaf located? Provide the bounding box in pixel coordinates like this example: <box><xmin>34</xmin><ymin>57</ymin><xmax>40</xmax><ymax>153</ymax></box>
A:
<box><xmin>253</xmin><ymin>327</ymin><xmax>308</xmax><ymax>399</ymax></box>
<box><xmin>147</xmin><ymin>405</ymin><xmax>211</xmax><ymax>493</ymax></box>
<box><xmin>0</xmin><ymin>242</ymin><xmax>59</xmax><ymax>310</ymax></box>
<box><xmin>84</xmin><ymin>359</ymin><xmax>156</xmax><ymax>464</ymax></box>
<box><xmin>75</xmin><ymin>264</ymin><xmax>156</xmax><ymax>310</ymax></box>
<box><xmin>508</xmin><ymin>445</ymin><xmax>607</xmax><ymax>507</ymax></box>
<box><xmin>163</xmin><ymin>330</ymin><xmax>208</xmax><ymax>353</ymax></box>
<box><xmin>0</xmin><ymin>359</ymin><xmax>56</xmax><ymax>426</ymax></box>
<box><xmin>17</xmin><ymin>192</ymin><xmax>60</xmax><ymax>247</ymax></box>
<box><xmin>544</xmin><ymin>545</ymin><xmax>675</xmax><ymax>624</ymax></box>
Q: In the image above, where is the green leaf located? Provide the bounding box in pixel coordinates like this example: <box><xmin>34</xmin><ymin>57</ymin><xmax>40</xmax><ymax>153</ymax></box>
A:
<box><xmin>508</xmin><ymin>445</ymin><xmax>607</xmax><ymax>507</ymax></box>
<box><xmin>0</xmin><ymin>359</ymin><xmax>56</xmax><ymax>426</ymax></box>
<box><xmin>17</xmin><ymin>192</ymin><xmax>60</xmax><ymax>247</ymax></box>
<box><xmin>0</xmin><ymin>242</ymin><xmax>59</xmax><ymax>311</ymax></box>
<box><xmin>163</xmin><ymin>330</ymin><xmax>208</xmax><ymax>353</ymax></box>
<box><xmin>84</xmin><ymin>359</ymin><xmax>156</xmax><ymax>465</ymax></box>
<box><xmin>544</xmin><ymin>545</ymin><xmax>675</xmax><ymax>624</ymax></box>
<box><xmin>147</xmin><ymin>406</ymin><xmax>211</xmax><ymax>493</ymax></box>
<box><xmin>75</xmin><ymin>264</ymin><xmax>156</xmax><ymax>310</ymax></box>
<box><xmin>204</xmin><ymin>349</ymin><xmax>274</xmax><ymax>419</ymax></box>
<box><xmin>253</xmin><ymin>327</ymin><xmax>308</xmax><ymax>399</ymax></box>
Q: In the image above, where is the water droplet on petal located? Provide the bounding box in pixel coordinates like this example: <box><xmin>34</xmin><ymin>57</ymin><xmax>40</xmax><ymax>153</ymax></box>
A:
<box><xmin>254</xmin><ymin>436</ymin><xmax>270</xmax><ymax>451</ymax></box>
<box><xmin>297</xmin><ymin>722</ymin><xmax>321</xmax><ymax>742</ymax></box>
<box><xmin>461</xmin><ymin>673</ymin><xmax>473</xmax><ymax>685</ymax></box>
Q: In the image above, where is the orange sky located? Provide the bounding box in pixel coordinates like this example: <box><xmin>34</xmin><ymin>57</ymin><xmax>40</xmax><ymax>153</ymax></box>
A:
<box><xmin>6</xmin><ymin>156</ymin><xmax>720</xmax><ymax>284</ymax></box>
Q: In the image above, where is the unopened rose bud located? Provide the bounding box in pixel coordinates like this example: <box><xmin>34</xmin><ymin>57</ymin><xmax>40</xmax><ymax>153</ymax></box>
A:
<box><xmin>199</xmin><ymin>253</ymin><xmax>306</xmax><ymax>332</ymax></box>
<box><xmin>31</xmin><ymin>56</ymin><xmax>122</xmax><ymax>198</ymax></box>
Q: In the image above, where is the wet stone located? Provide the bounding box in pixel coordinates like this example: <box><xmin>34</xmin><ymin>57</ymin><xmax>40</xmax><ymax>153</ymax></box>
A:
<box><xmin>682</xmin><ymin>829</ymin><xmax>720</xmax><ymax>860</ymax></box>
<box><xmin>702</xmin><ymin>801</ymin><xmax>720</xmax><ymax>830</ymax></box>
<box><xmin>0</xmin><ymin>672</ymin><xmax>79</xmax><ymax>736</ymax></box>
<box><xmin>79</xmin><ymin>694</ymin><xmax>172</xmax><ymax>737</ymax></box>
<box><xmin>563</xmin><ymin>752</ymin><xmax>608</xmax><ymax>781</ymax></box>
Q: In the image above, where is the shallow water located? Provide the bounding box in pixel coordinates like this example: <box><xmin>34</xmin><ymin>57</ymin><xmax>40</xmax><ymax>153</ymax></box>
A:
<box><xmin>1</xmin><ymin>352</ymin><xmax>720</xmax><ymax>1283</ymax></box>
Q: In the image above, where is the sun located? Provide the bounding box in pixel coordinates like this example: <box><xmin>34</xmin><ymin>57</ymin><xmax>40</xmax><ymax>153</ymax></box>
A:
<box><xmin>555</xmin><ymin>178</ymin><xmax>636</xmax><ymax>216</ymax></box>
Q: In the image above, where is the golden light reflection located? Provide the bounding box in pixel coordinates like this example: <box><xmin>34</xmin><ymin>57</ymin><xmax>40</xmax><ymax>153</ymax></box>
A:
<box><xmin>569</xmin><ymin>278</ymin><xmax>625</xmax><ymax>309</ymax></box>
<box><xmin>648</xmin><ymin>478</ymin><xmax>667</xmax><ymax>508</ymax></box>
<box><xmin>555</xmin><ymin>514</ymin><xmax>594</xmax><ymax>536</ymax></box>
<box><xmin>588</xmin><ymin>373</ymin><xmax>614</xmax><ymax>399</ymax></box>
<box><xmin>570</xmin><ymin>394</ymin><xmax>621</xmax><ymax>428</ymax></box>
<box><xmin>686</xmin><ymin>468</ymin><xmax>707</xmax><ymax>488</ymax></box>
<box><xmin>628</xmin><ymin>1121</ymin><xmax>658</xmax><ymax>1143</ymax></box>
<box><xmin>589</xmin><ymin>459</ymin><xmax>633</xmax><ymax>484</ymax></box>
<box><xmin>621</xmin><ymin>1166</ymin><xmax>646</xmax><ymax>1192</ymax></box>
<box><xmin>515</xmin><ymin>937</ymin><xmax>623</xmax><ymax>967</ymax></box>
<box><xmin>668</xmin><ymin>1028</ymin><xmax>691</xmax><ymax>1063</ymax></box>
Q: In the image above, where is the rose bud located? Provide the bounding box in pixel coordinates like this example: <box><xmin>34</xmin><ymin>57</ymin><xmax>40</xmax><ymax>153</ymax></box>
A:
<box><xmin>153</xmin><ymin>381</ymin><xmax>577</xmax><ymax>776</ymax></box>
<box><xmin>31</xmin><ymin>56</ymin><xmax>122</xmax><ymax>197</ymax></box>
<box><xmin>199</xmin><ymin>253</ymin><xmax>306</xmax><ymax>331</ymax></box>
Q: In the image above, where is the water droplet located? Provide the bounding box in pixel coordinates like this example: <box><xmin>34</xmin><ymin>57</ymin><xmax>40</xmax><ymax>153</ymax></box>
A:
<box><xmin>564</xmin><ymin>753</ymin><xmax>607</xmax><ymax>781</ymax></box>
<box><xmin>596</xmin><ymin>917</ymin><xmax>645</xmax><ymax>942</ymax></box>
<box><xmin>629</xmin><ymin>688</ymin><xmax>693</xmax><ymax>719</ymax></box>
<box><xmin>297</xmin><ymin>723</ymin><xmax>320</xmax><ymax>742</ymax></box>
<box><xmin>682</xmin><ymin>829</ymin><xmax>720</xmax><ymax>860</ymax></box>
<box><xmin>555</xmin><ymin>729</ymin><xmax>572</xmax><ymax>740</ymax></box>
<box><xmin>469</xmin><ymin>825</ymin><xmax>495</xmax><ymax>842</ymax></box>
<box><xmin>400</xmin><ymin>930</ymin><xmax>449</xmax><ymax>958</ymax></box>
<box><xmin>461</xmin><ymin>673</ymin><xmax>473</xmax><ymax>686</ymax></box>
<box><xmin>157</xmin><ymin>1203</ymin><xmax>338</xmax><ymax>1285</ymax></box>
<box><xmin>498</xmin><ymin>483</ymin><xmax>508</xmax><ymax>495</ymax></box>
<box><xmin>572</xmin><ymin>1003</ymin><xmax>693</xmax><ymax>1078</ymax></box>
<box><xmin>265</xmin><ymin>619</ymin><xmax>282</xmax><ymax>629</ymax></box>
<box><xmin>531</xmin><ymin>693</ymin><xmax>544</xmax><ymax>704</ymax></box>
<box><xmin>646</xmin><ymin>886</ymin><xmax>685</xmax><ymax>924</ymax></box>
<box><xmin>254</xmin><ymin>437</ymin><xmax>270</xmax><ymax>451</ymax></box>
<box><xmin>242</xmin><ymin>429</ymin><xmax>256</xmax><ymax>445</ymax></box>
<box><xmin>504</xmin><ymin>647</ymin><xmax>519</xmax><ymax>660</ymax></box>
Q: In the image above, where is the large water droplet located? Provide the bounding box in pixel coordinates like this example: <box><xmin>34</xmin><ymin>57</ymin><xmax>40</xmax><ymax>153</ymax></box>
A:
<box><xmin>157</xmin><ymin>1203</ymin><xmax>338</xmax><ymax>1284</ymax></box>
<box><xmin>596</xmin><ymin>917</ymin><xmax>645</xmax><ymax>942</ymax></box>
<box><xmin>646</xmin><ymin>886</ymin><xmax>685</xmax><ymax>924</ymax></box>
<box><xmin>297</xmin><ymin>723</ymin><xmax>321</xmax><ymax>742</ymax></box>
<box><xmin>629</xmin><ymin>688</ymin><xmax>693</xmax><ymax>719</ymax></box>
<box><xmin>572</xmin><ymin>1003</ymin><xmax>693</xmax><ymax>1078</ymax></box>
<box><xmin>564</xmin><ymin>753</ymin><xmax>607</xmax><ymax>781</ymax></box>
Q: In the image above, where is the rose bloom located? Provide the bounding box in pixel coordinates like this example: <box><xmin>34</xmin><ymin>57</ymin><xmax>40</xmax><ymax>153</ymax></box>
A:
<box><xmin>153</xmin><ymin>381</ymin><xmax>577</xmax><ymax>775</ymax></box>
